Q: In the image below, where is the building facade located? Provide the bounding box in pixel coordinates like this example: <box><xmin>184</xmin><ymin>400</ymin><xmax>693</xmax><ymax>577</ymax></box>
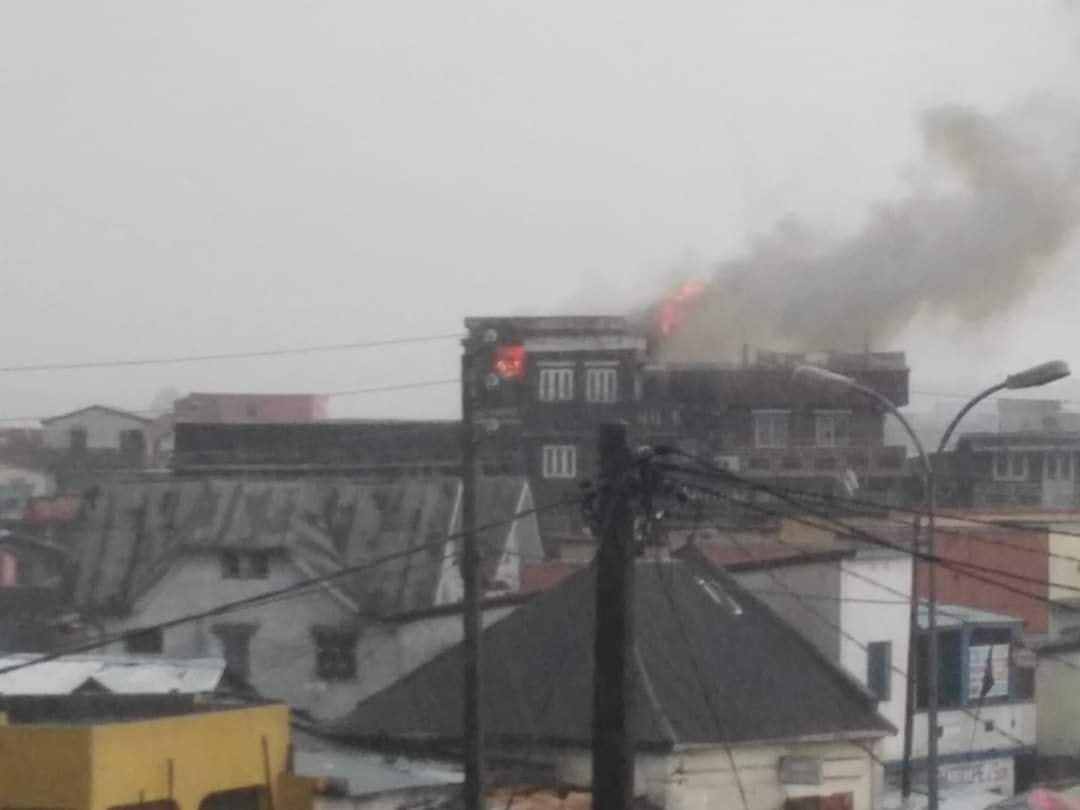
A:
<box><xmin>0</xmin><ymin>695</ymin><xmax>296</xmax><ymax>810</ymax></box>
<box><xmin>948</xmin><ymin>399</ymin><xmax>1080</xmax><ymax>510</ymax></box>
<box><xmin>68</xmin><ymin>476</ymin><xmax>542</xmax><ymax>720</ymax></box>
<box><xmin>332</xmin><ymin>558</ymin><xmax>893</xmax><ymax>810</ymax></box>
<box><xmin>464</xmin><ymin>316</ymin><xmax>647</xmax><ymax>546</ymax></box>
<box><xmin>42</xmin><ymin>405</ymin><xmax>151</xmax><ymax>457</ymax></box>
<box><xmin>686</xmin><ymin>536</ymin><xmax>1036</xmax><ymax>800</ymax></box>
<box><xmin>641</xmin><ymin>349</ymin><xmax>912</xmax><ymax>504</ymax></box>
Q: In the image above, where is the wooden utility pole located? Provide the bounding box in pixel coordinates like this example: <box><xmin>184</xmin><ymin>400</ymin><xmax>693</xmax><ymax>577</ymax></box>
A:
<box><xmin>592</xmin><ymin>422</ymin><xmax>636</xmax><ymax>810</ymax></box>
<box><xmin>460</xmin><ymin>347</ymin><xmax>484</xmax><ymax>810</ymax></box>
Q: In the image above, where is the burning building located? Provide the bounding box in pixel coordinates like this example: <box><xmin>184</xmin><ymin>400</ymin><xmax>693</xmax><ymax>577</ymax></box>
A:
<box><xmin>462</xmin><ymin>309</ymin><xmax>914</xmax><ymax>554</ymax></box>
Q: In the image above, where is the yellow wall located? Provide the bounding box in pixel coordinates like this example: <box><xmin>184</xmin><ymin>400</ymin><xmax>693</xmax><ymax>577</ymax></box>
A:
<box><xmin>0</xmin><ymin>718</ymin><xmax>94</xmax><ymax>810</ymax></box>
<box><xmin>0</xmin><ymin>704</ymin><xmax>293</xmax><ymax>810</ymax></box>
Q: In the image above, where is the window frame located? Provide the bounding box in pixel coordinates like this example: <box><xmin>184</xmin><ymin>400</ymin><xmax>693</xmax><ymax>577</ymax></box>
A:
<box><xmin>866</xmin><ymin>641</ymin><xmax>892</xmax><ymax>701</ymax></box>
<box><xmin>124</xmin><ymin>627</ymin><xmax>164</xmax><ymax>655</ymax></box>
<box><xmin>753</xmin><ymin>410</ymin><xmax>790</xmax><ymax>449</ymax></box>
<box><xmin>313</xmin><ymin>627</ymin><xmax>359</xmax><ymax>682</ymax></box>
<box><xmin>69</xmin><ymin>426</ymin><xmax>88</xmax><ymax>452</ymax></box>
<box><xmin>585</xmin><ymin>365</ymin><xmax>618</xmax><ymax>404</ymax></box>
<box><xmin>541</xmin><ymin>444</ymin><xmax>578</xmax><ymax>479</ymax></box>
<box><xmin>814</xmin><ymin>410</ymin><xmax>851</xmax><ymax>448</ymax></box>
<box><xmin>213</xmin><ymin>623</ymin><xmax>257</xmax><ymax>683</ymax></box>
<box><xmin>221</xmin><ymin>549</ymin><xmax>271</xmax><ymax>580</ymax></box>
<box><xmin>993</xmin><ymin>452</ymin><xmax>1028</xmax><ymax>482</ymax></box>
<box><xmin>538</xmin><ymin>364</ymin><xmax>575</xmax><ymax>402</ymax></box>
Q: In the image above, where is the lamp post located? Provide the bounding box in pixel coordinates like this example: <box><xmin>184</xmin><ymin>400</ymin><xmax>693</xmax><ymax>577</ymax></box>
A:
<box><xmin>794</xmin><ymin>359</ymin><xmax>1070</xmax><ymax>810</ymax></box>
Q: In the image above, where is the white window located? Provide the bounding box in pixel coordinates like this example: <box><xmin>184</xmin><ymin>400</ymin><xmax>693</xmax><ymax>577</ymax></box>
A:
<box><xmin>815</xmin><ymin>411</ymin><xmax>850</xmax><ymax>447</ymax></box>
<box><xmin>538</xmin><ymin>366</ymin><xmax>574</xmax><ymax>402</ymax></box>
<box><xmin>753</xmin><ymin>411</ymin><xmax>789</xmax><ymax>448</ymax></box>
<box><xmin>542</xmin><ymin>445</ymin><xmax>577</xmax><ymax>478</ymax></box>
<box><xmin>585</xmin><ymin>367</ymin><xmax>618</xmax><ymax>403</ymax></box>
<box><xmin>1046</xmin><ymin>452</ymin><xmax>1073</xmax><ymax>481</ymax></box>
<box><xmin>993</xmin><ymin>452</ymin><xmax>1028</xmax><ymax>481</ymax></box>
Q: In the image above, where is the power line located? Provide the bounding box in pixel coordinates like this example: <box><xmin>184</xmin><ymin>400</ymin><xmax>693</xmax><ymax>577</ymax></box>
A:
<box><xmin>0</xmin><ymin>378</ymin><xmax>461</xmax><ymax>425</ymax></box>
<box><xmin>664</xmin><ymin>470</ymin><xmax>1080</xmax><ymax>618</ymax></box>
<box><xmin>648</xmin><ymin>543</ymin><xmax>750</xmax><ymax>809</ymax></box>
<box><xmin>655</xmin><ymin>445</ymin><xmax>1080</xmax><ymax>542</ymax></box>
<box><xmin>0</xmin><ymin>494</ymin><xmax>580</xmax><ymax>678</ymax></box>
<box><xmin>0</xmin><ymin>333</ymin><xmax>461</xmax><ymax>374</ymax></box>
<box><xmin>674</xmin><ymin>503</ymin><xmax>1044</xmax><ymax>759</ymax></box>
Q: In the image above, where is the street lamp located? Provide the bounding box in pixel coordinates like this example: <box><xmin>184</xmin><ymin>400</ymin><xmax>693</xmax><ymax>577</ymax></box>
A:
<box><xmin>794</xmin><ymin>359</ymin><xmax>1070</xmax><ymax>810</ymax></box>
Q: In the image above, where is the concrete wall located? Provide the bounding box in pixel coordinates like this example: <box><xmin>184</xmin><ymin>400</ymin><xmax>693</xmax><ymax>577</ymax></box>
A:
<box><xmin>0</xmin><ymin>721</ymin><xmax>93</xmax><ymax>810</ymax></box>
<box><xmin>100</xmin><ymin>551</ymin><xmax>364</xmax><ymax>720</ymax></box>
<box><xmin>910</xmin><ymin>702</ymin><xmax>1035</xmax><ymax>761</ymax></box>
<box><xmin>547</xmin><ymin>740</ymin><xmax>878</xmax><ymax>810</ymax></box>
<box><xmin>1037</xmin><ymin>649</ymin><xmax>1080</xmax><ymax>756</ymax></box>
<box><xmin>43</xmin><ymin>408</ymin><xmax>147</xmax><ymax>451</ymax></box>
<box><xmin>840</xmin><ymin>554</ymin><xmax>911</xmax><ymax>763</ymax></box>
<box><xmin>90</xmin><ymin>704</ymin><xmax>289</xmax><ymax>810</ymax></box>
<box><xmin>0</xmin><ymin>703</ymin><xmax>290</xmax><ymax>810</ymax></box>
<box><xmin>102</xmin><ymin>551</ymin><xmax>522</xmax><ymax>720</ymax></box>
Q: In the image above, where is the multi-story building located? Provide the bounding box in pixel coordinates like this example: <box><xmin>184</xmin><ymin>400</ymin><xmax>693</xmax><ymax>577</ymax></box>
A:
<box><xmin>461</xmin><ymin>317</ymin><xmax>914</xmax><ymax>548</ymax></box>
<box><xmin>949</xmin><ymin>399</ymin><xmax>1080</xmax><ymax>509</ymax></box>
<box><xmin>641</xmin><ymin>348</ymin><xmax>912</xmax><ymax>504</ymax></box>
<box><xmin>464</xmin><ymin>316</ymin><xmax>648</xmax><ymax>547</ymax></box>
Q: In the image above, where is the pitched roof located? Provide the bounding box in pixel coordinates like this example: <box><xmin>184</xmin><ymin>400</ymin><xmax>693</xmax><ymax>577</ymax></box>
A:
<box><xmin>0</xmin><ymin>654</ymin><xmax>225</xmax><ymax>695</ymax></box>
<box><xmin>329</xmin><ymin>558</ymin><xmax>892</xmax><ymax>749</ymax></box>
<box><xmin>41</xmin><ymin>405</ymin><xmax>152</xmax><ymax>425</ymax></box>
<box><xmin>71</xmin><ymin>476</ymin><xmax>536</xmax><ymax>616</ymax></box>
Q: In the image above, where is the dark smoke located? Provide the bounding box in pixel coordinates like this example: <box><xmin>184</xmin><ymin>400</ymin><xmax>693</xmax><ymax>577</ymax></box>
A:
<box><xmin>660</xmin><ymin>103</ymin><xmax>1080</xmax><ymax>361</ymax></box>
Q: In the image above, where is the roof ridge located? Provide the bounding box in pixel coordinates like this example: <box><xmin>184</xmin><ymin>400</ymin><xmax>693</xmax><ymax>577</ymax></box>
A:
<box><xmin>683</xmin><ymin>548</ymin><xmax>893</xmax><ymax>730</ymax></box>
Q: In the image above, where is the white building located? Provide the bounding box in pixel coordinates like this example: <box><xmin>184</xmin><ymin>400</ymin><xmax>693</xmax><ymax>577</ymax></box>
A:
<box><xmin>41</xmin><ymin>405</ymin><xmax>151</xmax><ymax>458</ymax></box>
<box><xmin>332</xmin><ymin>559</ymin><xmax>893</xmax><ymax>810</ymax></box>
<box><xmin>690</xmin><ymin>540</ymin><xmax>1035</xmax><ymax>804</ymax></box>
<box><xmin>68</xmin><ymin>476</ymin><xmax>542</xmax><ymax>720</ymax></box>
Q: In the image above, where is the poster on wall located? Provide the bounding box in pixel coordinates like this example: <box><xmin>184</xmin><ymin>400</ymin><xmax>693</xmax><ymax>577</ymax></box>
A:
<box><xmin>968</xmin><ymin>645</ymin><xmax>1009</xmax><ymax>701</ymax></box>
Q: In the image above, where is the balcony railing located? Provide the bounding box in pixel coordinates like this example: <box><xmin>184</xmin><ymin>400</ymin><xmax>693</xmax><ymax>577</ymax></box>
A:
<box><xmin>733</xmin><ymin>445</ymin><xmax>908</xmax><ymax>477</ymax></box>
<box><xmin>973</xmin><ymin>481</ymin><xmax>1043</xmax><ymax>508</ymax></box>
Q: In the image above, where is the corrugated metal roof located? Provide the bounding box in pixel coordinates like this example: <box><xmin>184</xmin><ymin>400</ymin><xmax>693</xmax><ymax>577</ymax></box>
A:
<box><xmin>291</xmin><ymin>729</ymin><xmax>461</xmax><ymax>794</ymax></box>
<box><xmin>71</xmin><ymin>476</ymin><xmax>534</xmax><ymax>617</ymax></box>
<box><xmin>0</xmin><ymin>655</ymin><xmax>224</xmax><ymax>695</ymax></box>
<box><xmin>918</xmin><ymin>601</ymin><xmax>1023</xmax><ymax>629</ymax></box>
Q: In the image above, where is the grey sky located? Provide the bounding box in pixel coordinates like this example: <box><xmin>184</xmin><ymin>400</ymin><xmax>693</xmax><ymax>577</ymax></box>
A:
<box><xmin>1</xmin><ymin>1</ymin><xmax>1077</xmax><ymax>422</ymax></box>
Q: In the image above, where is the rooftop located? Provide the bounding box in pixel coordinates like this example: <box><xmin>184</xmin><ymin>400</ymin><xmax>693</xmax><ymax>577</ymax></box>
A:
<box><xmin>0</xmin><ymin>693</ymin><xmax>280</xmax><ymax>725</ymax></box>
<box><xmin>0</xmin><ymin>654</ymin><xmax>226</xmax><ymax>696</ymax></box>
<box><xmin>41</xmin><ymin>404</ymin><xmax>152</xmax><ymax>425</ymax></box>
<box><xmin>330</xmin><ymin>558</ymin><xmax>892</xmax><ymax>749</ymax></box>
<box><xmin>918</xmin><ymin>602</ymin><xmax>1023</xmax><ymax>630</ymax></box>
<box><xmin>71</xmin><ymin>475</ymin><xmax>539</xmax><ymax>616</ymax></box>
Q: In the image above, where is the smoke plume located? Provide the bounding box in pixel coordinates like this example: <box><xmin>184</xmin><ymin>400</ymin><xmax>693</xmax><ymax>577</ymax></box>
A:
<box><xmin>659</xmin><ymin>103</ymin><xmax>1080</xmax><ymax>361</ymax></box>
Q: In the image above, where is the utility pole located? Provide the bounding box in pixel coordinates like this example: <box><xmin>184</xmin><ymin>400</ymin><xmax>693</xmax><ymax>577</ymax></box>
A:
<box><xmin>900</xmin><ymin>516</ymin><xmax>921</xmax><ymax>802</ymax></box>
<box><xmin>592</xmin><ymin>422</ymin><xmax>636</xmax><ymax>810</ymax></box>
<box><xmin>460</xmin><ymin>345</ymin><xmax>483</xmax><ymax>810</ymax></box>
<box><xmin>925</xmin><ymin>490</ymin><xmax>940</xmax><ymax>810</ymax></box>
